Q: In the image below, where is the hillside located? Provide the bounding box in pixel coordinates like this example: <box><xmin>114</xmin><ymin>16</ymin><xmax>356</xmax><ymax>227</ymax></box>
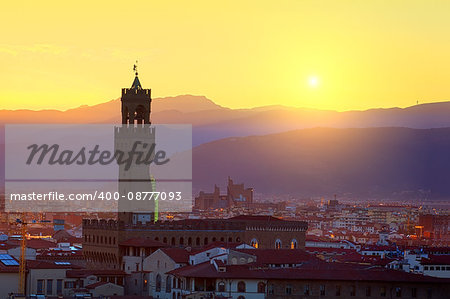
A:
<box><xmin>193</xmin><ymin>127</ymin><xmax>450</xmax><ymax>199</ymax></box>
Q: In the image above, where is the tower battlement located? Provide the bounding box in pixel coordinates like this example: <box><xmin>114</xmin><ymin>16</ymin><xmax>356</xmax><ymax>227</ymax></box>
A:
<box><xmin>121</xmin><ymin>88</ymin><xmax>151</xmax><ymax>97</ymax></box>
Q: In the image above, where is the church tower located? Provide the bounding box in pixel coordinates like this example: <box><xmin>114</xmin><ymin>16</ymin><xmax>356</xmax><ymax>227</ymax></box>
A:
<box><xmin>121</xmin><ymin>63</ymin><xmax>152</xmax><ymax>124</ymax></box>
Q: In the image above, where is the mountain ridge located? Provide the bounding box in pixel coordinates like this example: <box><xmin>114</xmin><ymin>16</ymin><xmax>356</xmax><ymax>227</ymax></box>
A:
<box><xmin>3</xmin><ymin>95</ymin><xmax>450</xmax><ymax>146</ymax></box>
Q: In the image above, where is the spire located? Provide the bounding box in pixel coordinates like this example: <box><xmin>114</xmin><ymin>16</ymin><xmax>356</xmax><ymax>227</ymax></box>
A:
<box><xmin>131</xmin><ymin>76</ymin><xmax>142</xmax><ymax>89</ymax></box>
<box><xmin>131</xmin><ymin>61</ymin><xmax>142</xmax><ymax>89</ymax></box>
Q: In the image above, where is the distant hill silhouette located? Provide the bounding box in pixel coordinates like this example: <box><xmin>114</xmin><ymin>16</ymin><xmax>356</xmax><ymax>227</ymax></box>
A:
<box><xmin>3</xmin><ymin>97</ymin><xmax>450</xmax><ymax>199</ymax></box>
<box><xmin>3</xmin><ymin>96</ymin><xmax>450</xmax><ymax>145</ymax></box>
<box><xmin>193</xmin><ymin>127</ymin><xmax>450</xmax><ymax>199</ymax></box>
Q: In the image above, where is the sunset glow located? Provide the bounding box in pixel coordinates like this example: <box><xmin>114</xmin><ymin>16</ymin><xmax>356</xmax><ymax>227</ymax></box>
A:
<box><xmin>1</xmin><ymin>1</ymin><xmax>450</xmax><ymax>111</ymax></box>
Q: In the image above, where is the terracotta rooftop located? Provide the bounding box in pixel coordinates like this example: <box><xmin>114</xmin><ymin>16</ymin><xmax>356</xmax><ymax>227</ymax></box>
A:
<box><xmin>161</xmin><ymin>248</ymin><xmax>190</xmax><ymax>264</ymax></box>
<box><xmin>234</xmin><ymin>249</ymin><xmax>321</xmax><ymax>265</ymax></box>
<box><xmin>421</xmin><ymin>255</ymin><xmax>450</xmax><ymax>266</ymax></box>
<box><xmin>170</xmin><ymin>261</ymin><xmax>450</xmax><ymax>283</ymax></box>
<box><xmin>190</xmin><ymin>242</ymin><xmax>244</xmax><ymax>254</ymax></box>
<box><xmin>66</xmin><ymin>269</ymin><xmax>126</xmax><ymax>278</ymax></box>
<box><xmin>86</xmin><ymin>281</ymin><xmax>109</xmax><ymax>289</ymax></box>
<box><xmin>27</xmin><ymin>259</ymin><xmax>82</xmax><ymax>269</ymax></box>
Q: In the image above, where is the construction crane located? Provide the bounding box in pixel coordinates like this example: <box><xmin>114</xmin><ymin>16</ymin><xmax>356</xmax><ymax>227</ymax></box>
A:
<box><xmin>15</xmin><ymin>218</ymin><xmax>27</xmax><ymax>295</ymax></box>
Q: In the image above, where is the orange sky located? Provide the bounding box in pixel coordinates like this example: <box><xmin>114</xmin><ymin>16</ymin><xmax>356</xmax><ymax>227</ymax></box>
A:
<box><xmin>1</xmin><ymin>1</ymin><xmax>450</xmax><ymax>111</ymax></box>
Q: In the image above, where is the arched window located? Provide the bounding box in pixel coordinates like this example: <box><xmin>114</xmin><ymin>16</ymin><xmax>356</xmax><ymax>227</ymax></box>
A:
<box><xmin>228</xmin><ymin>237</ymin><xmax>232</xmax><ymax>242</ymax></box>
<box><xmin>218</xmin><ymin>281</ymin><xmax>225</xmax><ymax>292</ymax></box>
<box><xmin>163</xmin><ymin>237</ymin><xmax>168</xmax><ymax>244</ymax></box>
<box><xmin>258</xmin><ymin>282</ymin><xmax>266</xmax><ymax>293</ymax></box>
<box><xmin>291</xmin><ymin>239</ymin><xmax>298</xmax><ymax>249</ymax></box>
<box><xmin>134</xmin><ymin>105</ymin><xmax>147</xmax><ymax>124</ymax></box>
<box><xmin>179</xmin><ymin>237</ymin><xmax>184</xmax><ymax>246</ymax></box>
<box><xmin>275</xmin><ymin>239</ymin><xmax>282</xmax><ymax>249</ymax></box>
<box><xmin>204</xmin><ymin>237</ymin><xmax>208</xmax><ymax>245</ymax></box>
<box><xmin>236</xmin><ymin>237</ymin><xmax>241</xmax><ymax>242</ymax></box>
<box><xmin>188</xmin><ymin>237</ymin><xmax>192</xmax><ymax>246</ymax></box>
<box><xmin>196</xmin><ymin>237</ymin><xmax>200</xmax><ymax>246</ymax></box>
<box><xmin>220</xmin><ymin>237</ymin><xmax>224</xmax><ymax>242</ymax></box>
<box><xmin>212</xmin><ymin>237</ymin><xmax>216</xmax><ymax>242</ymax></box>
<box><xmin>156</xmin><ymin>274</ymin><xmax>161</xmax><ymax>292</ymax></box>
<box><xmin>250</xmin><ymin>238</ymin><xmax>259</xmax><ymax>248</ymax></box>
<box><xmin>165</xmin><ymin>275</ymin><xmax>171</xmax><ymax>293</ymax></box>
<box><xmin>237</xmin><ymin>281</ymin><xmax>246</xmax><ymax>292</ymax></box>
<box><xmin>171</xmin><ymin>237</ymin><xmax>176</xmax><ymax>246</ymax></box>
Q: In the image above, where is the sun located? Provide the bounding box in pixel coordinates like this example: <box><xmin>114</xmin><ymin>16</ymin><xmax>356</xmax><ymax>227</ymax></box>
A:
<box><xmin>308</xmin><ymin>76</ymin><xmax>319</xmax><ymax>88</ymax></box>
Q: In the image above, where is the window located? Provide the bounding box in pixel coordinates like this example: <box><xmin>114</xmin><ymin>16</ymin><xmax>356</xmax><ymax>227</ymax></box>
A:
<box><xmin>257</xmin><ymin>282</ymin><xmax>266</xmax><ymax>293</ymax></box>
<box><xmin>424</xmin><ymin>266</ymin><xmax>429</xmax><ymax>270</ymax></box>
<box><xmin>250</xmin><ymin>238</ymin><xmax>259</xmax><ymax>248</ymax></box>
<box><xmin>286</xmin><ymin>284</ymin><xmax>292</xmax><ymax>295</ymax></box>
<box><xmin>218</xmin><ymin>281</ymin><xmax>225</xmax><ymax>292</ymax></box>
<box><xmin>350</xmin><ymin>285</ymin><xmax>356</xmax><ymax>296</ymax></box>
<box><xmin>366</xmin><ymin>286</ymin><xmax>371</xmax><ymax>297</ymax></box>
<box><xmin>47</xmin><ymin>280</ymin><xmax>53</xmax><ymax>295</ymax></box>
<box><xmin>156</xmin><ymin>274</ymin><xmax>161</xmax><ymax>292</ymax></box>
<box><xmin>291</xmin><ymin>239</ymin><xmax>298</xmax><ymax>249</ymax></box>
<box><xmin>380</xmin><ymin>287</ymin><xmax>386</xmax><ymax>297</ymax></box>
<box><xmin>268</xmin><ymin>284</ymin><xmax>274</xmax><ymax>295</ymax></box>
<box><xmin>304</xmin><ymin>284</ymin><xmax>310</xmax><ymax>296</ymax></box>
<box><xmin>56</xmin><ymin>279</ymin><xmax>63</xmax><ymax>294</ymax></box>
<box><xmin>395</xmin><ymin>287</ymin><xmax>401</xmax><ymax>297</ymax></box>
<box><xmin>412</xmin><ymin>288</ymin><xmax>417</xmax><ymax>298</ymax></box>
<box><xmin>166</xmin><ymin>276</ymin><xmax>171</xmax><ymax>293</ymax></box>
<box><xmin>237</xmin><ymin>281</ymin><xmax>246</xmax><ymax>292</ymax></box>
<box><xmin>196</xmin><ymin>237</ymin><xmax>200</xmax><ymax>246</ymax></box>
<box><xmin>336</xmin><ymin>285</ymin><xmax>341</xmax><ymax>296</ymax></box>
<box><xmin>320</xmin><ymin>285</ymin><xmax>326</xmax><ymax>296</ymax></box>
<box><xmin>204</xmin><ymin>237</ymin><xmax>208</xmax><ymax>245</ymax></box>
<box><xmin>64</xmin><ymin>281</ymin><xmax>75</xmax><ymax>288</ymax></box>
<box><xmin>37</xmin><ymin>280</ymin><xmax>44</xmax><ymax>293</ymax></box>
<box><xmin>275</xmin><ymin>239</ymin><xmax>282</xmax><ymax>249</ymax></box>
